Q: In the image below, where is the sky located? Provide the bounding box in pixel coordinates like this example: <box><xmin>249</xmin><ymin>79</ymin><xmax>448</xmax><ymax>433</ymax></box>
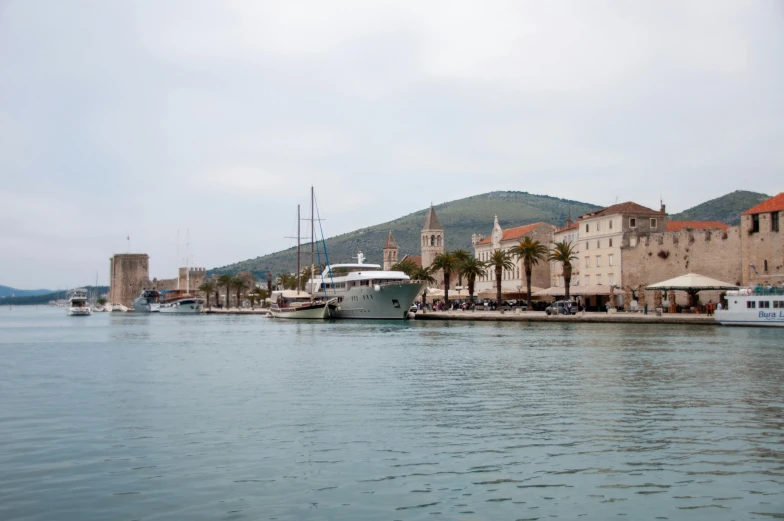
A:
<box><xmin>1</xmin><ymin>1</ymin><xmax>783</xmax><ymax>289</ymax></box>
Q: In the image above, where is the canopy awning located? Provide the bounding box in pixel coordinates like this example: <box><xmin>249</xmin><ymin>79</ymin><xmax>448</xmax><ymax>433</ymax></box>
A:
<box><xmin>569</xmin><ymin>284</ymin><xmax>612</xmax><ymax>296</ymax></box>
<box><xmin>477</xmin><ymin>287</ymin><xmax>545</xmax><ymax>299</ymax></box>
<box><xmin>646</xmin><ymin>273</ymin><xmax>739</xmax><ymax>291</ymax></box>
<box><xmin>533</xmin><ymin>286</ymin><xmax>570</xmax><ymax>297</ymax></box>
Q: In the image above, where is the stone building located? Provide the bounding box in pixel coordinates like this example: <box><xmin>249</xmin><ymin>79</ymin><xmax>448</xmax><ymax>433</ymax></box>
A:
<box><xmin>109</xmin><ymin>254</ymin><xmax>149</xmax><ymax>307</ymax></box>
<box><xmin>740</xmin><ymin>192</ymin><xmax>784</xmax><ymax>286</ymax></box>
<box><xmin>382</xmin><ymin>231</ymin><xmax>399</xmax><ymax>271</ymax></box>
<box><xmin>421</xmin><ymin>204</ymin><xmax>444</xmax><ymax>270</ymax></box>
<box><xmin>550</xmin><ymin>219</ymin><xmax>580</xmax><ymax>290</ymax></box>
<box><xmin>472</xmin><ymin>216</ymin><xmax>555</xmax><ymax>297</ymax></box>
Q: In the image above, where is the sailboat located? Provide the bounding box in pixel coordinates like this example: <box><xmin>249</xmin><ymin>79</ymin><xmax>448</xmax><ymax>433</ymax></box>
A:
<box><xmin>270</xmin><ymin>188</ymin><xmax>334</xmax><ymax>319</ymax></box>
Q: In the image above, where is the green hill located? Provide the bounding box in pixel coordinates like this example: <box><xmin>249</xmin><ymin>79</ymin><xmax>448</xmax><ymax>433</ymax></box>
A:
<box><xmin>210</xmin><ymin>191</ymin><xmax>602</xmax><ymax>278</ymax></box>
<box><xmin>1</xmin><ymin>286</ymin><xmax>108</xmax><ymax>306</ymax></box>
<box><xmin>669</xmin><ymin>190</ymin><xmax>769</xmax><ymax>225</ymax></box>
<box><xmin>0</xmin><ymin>285</ymin><xmax>53</xmax><ymax>298</ymax></box>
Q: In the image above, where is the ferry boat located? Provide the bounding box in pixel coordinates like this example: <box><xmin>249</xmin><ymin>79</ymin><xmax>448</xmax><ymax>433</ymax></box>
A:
<box><xmin>132</xmin><ymin>289</ymin><xmax>161</xmax><ymax>312</ymax></box>
<box><xmin>66</xmin><ymin>289</ymin><xmax>92</xmax><ymax>316</ymax></box>
<box><xmin>305</xmin><ymin>252</ymin><xmax>425</xmax><ymax>320</ymax></box>
<box><xmin>270</xmin><ymin>291</ymin><xmax>334</xmax><ymax>319</ymax></box>
<box><xmin>715</xmin><ymin>287</ymin><xmax>784</xmax><ymax>327</ymax></box>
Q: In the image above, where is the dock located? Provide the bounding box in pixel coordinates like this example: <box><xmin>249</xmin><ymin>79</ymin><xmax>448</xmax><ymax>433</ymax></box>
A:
<box><xmin>413</xmin><ymin>309</ymin><xmax>718</xmax><ymax>326</ymax></box>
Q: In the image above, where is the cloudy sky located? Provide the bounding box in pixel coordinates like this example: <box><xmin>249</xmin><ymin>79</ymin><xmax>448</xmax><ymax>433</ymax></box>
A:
<box><xmin>1</xmin><ymin>1</ymin><xmax>783</xmax><ymax>289</ymax></box>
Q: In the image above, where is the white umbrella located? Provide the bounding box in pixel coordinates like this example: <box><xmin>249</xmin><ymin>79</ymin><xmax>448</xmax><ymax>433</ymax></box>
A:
<box><xmin>646</xmin><ymin>273</ymin><xmax>738</xmax><ymax>291</ymax></box>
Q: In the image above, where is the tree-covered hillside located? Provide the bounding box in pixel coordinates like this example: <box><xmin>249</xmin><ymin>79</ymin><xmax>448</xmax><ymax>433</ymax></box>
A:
<box><xmin>1</xmin><ymin>286</ymin><xmax>109</xmax><ymax>306</ymax></box>
<box><xmin>669</xmin><ymin>190</ymin><xmax>769</xmax><ymax>225</ymax></box>
<box><xmin>210</xmin><ymin>191</ymin><xmax>601</xmax><ymax>278</ymax></box>
<box><xmin>0</xmin><ymin>285</ymin><xmax>53</xmax><ymax>298</ymax></box>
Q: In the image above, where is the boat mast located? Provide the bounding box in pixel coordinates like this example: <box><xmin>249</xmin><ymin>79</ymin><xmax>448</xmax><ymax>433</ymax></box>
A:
<box><xmin>311</xmin><ymin>186</ymin><xmax>315</xmax><ymax>303</ymax></box>
<box><xmin>296</xmin><ymin>204</ymin><xmax>301</xmax><ymax>295</ymax></box>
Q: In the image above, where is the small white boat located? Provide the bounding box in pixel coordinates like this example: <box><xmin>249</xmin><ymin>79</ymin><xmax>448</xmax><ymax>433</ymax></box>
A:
<box><xmin>715</xmin><ymin>287</ymin><xmax>784</xmax><ymax>327</ymax></box>
<box><xmin>270</xmin><ymin>291</ymin><xmax>334</xmax><ymax>319</ymax></box>
<box><xmin>132</xmin><ymin>290</ymin><xmax>161</xmax><ymax>313</ymax></box>
<box><xmin>92</xmin><ymin>305</ymin><xmax>107</xmax><ymax>312</ymax></box>
<box><xmin>159</xmin><ymin>298</ymin><xmax>203</xmax><ymax>314</ymax></box>
<box><xmin>67</xmin><ymin>289</ymin><xmax>92</xmax><ymax>316</ymax></box>
<box><xmin>108</xmin><ymin>302</ymin><xmax>129</xmax><ymax>312</ymax></box>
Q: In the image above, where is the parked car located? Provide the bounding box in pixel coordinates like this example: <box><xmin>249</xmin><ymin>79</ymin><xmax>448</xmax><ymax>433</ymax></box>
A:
<box><xmin>545</xmin><ymin>300</ymin><xmax>577</xmax><ymax>315</ymax></box>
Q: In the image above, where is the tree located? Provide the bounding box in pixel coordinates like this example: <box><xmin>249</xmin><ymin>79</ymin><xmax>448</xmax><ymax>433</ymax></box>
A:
<box><xmin>276</xmin><ymin>273</ymin><xmax>297</xmax><ymax>291</ymax></box>
<box><xmin>511</xmin><ymin>236</ymin><xmax>549</xmax><ymax>311</ymax></box>
<box><xmin>548</xmin><ymin>240</ymin><xmax>578</xmax><ymax>300</ymax></box>
<box><xmin>487</xmin><ymin>249</ymin><xmax>515</xmax><ymax>308</ymax></box>
<box><xmin>391</xmin><ymin>259</ymin><xmax>418</xmax><ymax>278</ymax></box>
<box><xmin>430</xmin><ymin>251</ymin><xmax>458</xmax><ymax>304</ymax></box>
<box><xmin>411</xmin><ymin>266</ymin><xmax>436</xmax><ymax>311</ymax></box>
<box><xmin>248</xmin><ymin>286</ymin><xmax>266</xmax><ymax>309</ymax></box>
<box><xmin>459</xmin><ymin>257</ymin><xmax>487</xmax><ymax>305</ymax></box>
<box><xmin>452</xmin><ymin>249</ymin><xmax>471</xmax><ymax>288</ymax></box>
<box><xmin>199</xmin><ymin>280</ymin><xmax>216</xmax><ymax>309</ymax></box>
<box><xmin>96</xmin><ymin>297</ymin><xmax>107</xmax><ymax>306</ymax></box>
<box><xmin>217</xmin><ymin>274</ymin><xmax>233</xmax><ymax>309</ymax></box>
<box><xmin>230</xmin><ymin>276</ymin><xmax>248</xmax><ymax>309</ymax></box>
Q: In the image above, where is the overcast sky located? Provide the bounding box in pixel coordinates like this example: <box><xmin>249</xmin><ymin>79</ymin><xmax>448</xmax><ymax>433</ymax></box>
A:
<box><xmin>1</xmin><ymin>1</ymin><xmax>783</xmax><ymax>289</ymax></box>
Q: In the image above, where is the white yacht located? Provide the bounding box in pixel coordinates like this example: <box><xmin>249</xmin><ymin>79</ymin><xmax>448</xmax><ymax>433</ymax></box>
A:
<box><xmin>159</xmin><ymin>297</ymin><xmax>203</xmax><ymax>314</ymax></box>
<box><xmin>715</xmin><ymin>287</ymin><xmax>784</xmax><ymax>327</ymax></box>
<box><xmin>67</xmin><ymin>289</ymin><xmax>92</xmax><ymax>316</ymax></box>
<box><xmin>305</xmin><ymin>252</ymin><xmax>425</xmax><ymax>320</ymax></box>
<box><xmin>132</xmin><ymin>289</ymin><xmax>161</xmax><ymax>312</ymax></box>
<box><xmin>108</xmin><ymin>302</ymin><xmax>128</xmax><ymax>312</ymax></box>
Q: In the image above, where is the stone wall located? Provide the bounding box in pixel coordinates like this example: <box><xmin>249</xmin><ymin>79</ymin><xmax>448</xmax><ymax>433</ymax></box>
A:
<box><xmin>178</xmin><ymin>267</ymin><xmax>206</xmax><ymax>292</ymax></box>
<box><xmin>621</xmin><ymin>227</ymin><xmax>742</xmax><ymax>307</ymax></box>
<box><xmin>109</xmin><ymin>254</ymin><xmax>150</xmax><ymax>308</ymax></box>
<box><xmin>740</xmin><ymin>212</ymin><xmax>784</xmax><ymax>286</ymax></box>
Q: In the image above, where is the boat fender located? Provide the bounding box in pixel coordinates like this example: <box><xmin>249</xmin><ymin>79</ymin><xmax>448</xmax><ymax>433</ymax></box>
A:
<box><xmin>374</xmin><ymin>284</ymin><xmax>381</xmax><ymax>291</ymax></box>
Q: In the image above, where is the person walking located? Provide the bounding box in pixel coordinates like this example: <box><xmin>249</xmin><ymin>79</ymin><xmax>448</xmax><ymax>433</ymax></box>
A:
<box><xmin>706</xmin><ymin>300</ymin><xmax>713</xmax><ymax>316</ymax></box>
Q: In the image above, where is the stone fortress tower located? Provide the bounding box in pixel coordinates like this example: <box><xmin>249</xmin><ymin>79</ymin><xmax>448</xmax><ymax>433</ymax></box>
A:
<box><xmin>109</xmin><ymin>254</ymin><xmax>149</xmax><ymax>307</ymax></box>
<box><xmin>421</xmin><ymin>204</ymin><xmax>444</xmax><ymax>270</ymax></box>
<box><xmin>383</xmin><ymin>231</ymin><xmax>399</xmax><ymax>271</ymax></box>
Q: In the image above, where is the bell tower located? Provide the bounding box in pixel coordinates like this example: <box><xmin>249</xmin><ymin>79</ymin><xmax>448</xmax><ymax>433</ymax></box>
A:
<box><xmin>421</xmin><ymin>204</ymin><xmax>444</xmax><ymax>270</ymax></box>
<box><xmin>383</xmin><ymin>231</ymin><xmax>399</xmax><ymax>270</ymax></box>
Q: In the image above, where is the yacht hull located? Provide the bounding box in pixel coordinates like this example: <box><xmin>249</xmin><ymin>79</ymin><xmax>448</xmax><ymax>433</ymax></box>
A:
<box><xmin>67</xmin><ymin>307</ymin><xmax>92</xmax><ymax>316</ymax></box>
<box><xmin>160</xmin><ymin>300</ymin><xmax>202</xmax><ymax>314</ymax></box>
<box><xmin>328</xmin><ymin>282</ymin><xmax>424</xmax><ymax>320</ymax></box>
<box><xmin>715</xmin><ymin>310</ymin><xmax>784</xmax><ymax>327</ymax></box>
<box><xmin>270</xmin><ymin>302</ymin><xmax>329</xmax><ymax>319</ymax></box>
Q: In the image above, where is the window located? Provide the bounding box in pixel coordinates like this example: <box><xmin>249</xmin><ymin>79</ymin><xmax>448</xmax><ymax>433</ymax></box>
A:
<box><xmin>597</xmin><ymin>222</ymin><xmax>601</xmax><ymax>231</ymax></box>
<box><xmin>608</xmin><ymin>273</ymin><xmax>614</xmax><ymax>285</ymax></box>
<box><xmin>747</xmin><ymin>301</ymin><xmax>756</xmax><ymax>309</ymax></box>
<box><xmin>585</xmin><ymin>256</ymin><xmax>590</xmax><ymax>268</ymax></box>
<box><xmin>774</xmin><ymin>301</ymin><xmax>784</xmax><ymax>308</ymax></box>
<box><xmin>609</xmin><ymin>220</ymin><xmax>613</xmax><ymax>230</ymax></box>
<box><xmin>759</xmin><ymin>301</ymin><xmax>770</xmax><ymax>308</ymax></box>
<box><xmin>773</xmin><ymin>212</ymin><xmax>780</xmax><ymax>232</ymax></box>
<box><xmin>608</xmin><ymin>254</ymin><xmax>613</xmax><ymax>266</ymax></box>
<box><xmin>596</xmin><ymin>240</ymin><xmax>600</xmax><ymax>249</ymax></box>
<box><xmin>752</xmin><ymin>214</ymin><xmax>760</xmax><ymax>233</ymax></box>
<box><xmin>596</xmin><ymin>255</ymin><xmax>601</xmax><ymax>267</ymax></box>
<box><xmin>650</xmin><ymin>218</ymin><xmax>657</xmax><ymax>228</ymax></box>
<box><xmin>392</xmin><ymin>299</ymin><xmax>400</xmax><ymax>308</ymax></box>
<box><xmin>596</xmin><ymin>274</ymin><xmax>601</xmax><ymax>285</ymax></box>
<box><xmin>629</xmin><ymin>218</ymin><xmax>637</xmax><ymax>228</ymax></box>
<box><xmin>584</xmin><ymin>275</ymin><xmax>590</xmax><ymax>286</ymax></box>
<box><xmin>765</xmin><ymin>260</ymin><xmax>768</xmax><ymax>272</ymax></box>
<box><xmin>586</xmin><ymin>224</ymin><xmax>589</xmax><ymax>232</ymax></box>
<box><xmin>609</xmin><ymin>238</ymin><xmax>613</xmax><ymax>247</ymax></box>
<box><xmin>585</xmin><ymin>242</ymin><xmax>589</xmax><ymax>250</ymax></box>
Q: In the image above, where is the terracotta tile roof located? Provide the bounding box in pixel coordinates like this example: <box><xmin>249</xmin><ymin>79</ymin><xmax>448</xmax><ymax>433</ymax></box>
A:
<box><xmin>401</xmin><ymin>255</ymin><xmax>422</xmax><ymax>267</ymax></box>
<box><xmin>580</xmin><ymin>201</ymin><xmax>665</xmax><ymax>219</ymax></box>
<box><xmin>666</xmin><ymin>221</ymin><xmax>728</xmax><ymax>232</ymax></box>
<box><xmin>476</xmin><ymin>222</ymin><xmax>545</xmax><ymax>245</ymax></box>
<box><xmin>555</xmin><ymin>221</ymin><xmax>579</xmax><ymax>233</ymax></box>
<box><xmin>742</xmin><ymin>192</ymin><xmax>784</xmax><ymax>215</ymax></box>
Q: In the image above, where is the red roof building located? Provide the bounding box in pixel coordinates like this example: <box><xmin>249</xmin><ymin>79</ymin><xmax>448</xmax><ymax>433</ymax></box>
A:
<box><xmin>742</xmin><ymin>192</ymin><xmax>784</xmax><ymax>215</ymax></box>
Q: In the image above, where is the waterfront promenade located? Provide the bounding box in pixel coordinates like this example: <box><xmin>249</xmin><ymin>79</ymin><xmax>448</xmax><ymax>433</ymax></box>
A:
<box><xmin>414</xmin><ymin>309</ymin><xmax>717</xmax><ymax>325</ymax></box>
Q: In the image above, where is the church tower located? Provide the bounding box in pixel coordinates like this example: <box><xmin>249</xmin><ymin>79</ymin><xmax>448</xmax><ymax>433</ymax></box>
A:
<box><xmin>383</xmin><ymin>231</ymin><xmax>399</xmax><ymax>270</ymax></box>
<box><xmin>421</xmin><ymin>204</ymin><xmax>444</xmax><ymax>269</ymax></box>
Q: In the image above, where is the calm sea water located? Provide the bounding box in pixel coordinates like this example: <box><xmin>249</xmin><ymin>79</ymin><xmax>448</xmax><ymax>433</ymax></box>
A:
<box><xmin>0</xmin><ymin>307</ymin><xmax>782</xmax><ymax>521</ymax></box>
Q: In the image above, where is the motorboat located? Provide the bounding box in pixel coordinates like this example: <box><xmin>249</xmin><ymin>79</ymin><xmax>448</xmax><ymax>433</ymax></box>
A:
<box><xmin>305</xmin><ymin>252</ymin><xmax>426</xmax><ymax>320</ymax></box>
<box><xmin>107</xmin><ymin>302</ymin><xmax>128</xmax><ymax>312</ymax></box>
<box><xmin>132</xmin><ymin>289</ymin><xmax>161</xmax><ymax>312</ymax></box>
<box><xmin>159</xmin><ymin>298</ymin><xmax>203</xmax><ymax>314</ymax></box>
<box><xmin>715</xmin><ymin>286</ymin><xmax>784</xmax><ymax>327</ymax></box>
<box><xmin>67</xmin><ymin>289</ymin><xmax>92</xmax><ymax>316</ymax></box>
<box><xmin>270</xmin><ymin>291</ymin><xmax>334</xmax><ymax>319</ymax></box>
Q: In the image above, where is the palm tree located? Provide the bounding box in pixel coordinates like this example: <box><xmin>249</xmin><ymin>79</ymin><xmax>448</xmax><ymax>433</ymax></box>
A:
<box><xmin>391</xmin><ymin>259</ymin><xmax>418</xmax><ymax>278</ymax></box>
<box><xmin>548</xmin><ymin>240</ymin><xmax>578</xmax><ymax>300</ymax></box>
<box><xmin>252</xmin><ymin>287</ymin><xmax>269</xmax><ymax>308</ymax></box>
<box><xmin>230</xmin><ymin>276</ymin><xmax>248</xmax><ymax>309</ymax></box>
<box><xmin>199</xmin><ymin>280</ymin><xmax>216</xmax><ymax>309</ymax></box>
<box><xmin>217</xmin><ymin>274</ymin><xmax>233</xmax><ymax>309</ymax></box>
<box><xmin>511</xmin><ymin>236</ymin><xmax>549</xmax><ymax>311</ymax></box>
<box><xmin>411</xmin><ymin>266</ymin><xmax>436</xmax><ymax>311</ymax></box>
<box><xmin>459</xmin><ymin>257</ymin><xmax>487</xmax><ymax>305</ymax></box>
<box><xmin>430</xmin><ymin>251</ymin><xmax>458</xmax><ymax>304</ymax></box>
<box><xmin>487</xmin><ymin>249</ymin><xmax>515</xmax><ymax>308</ymax></box>
<box><xmin>452</xmin><ymin>249</ymin><xmax>471</xmax><ymax>288</ymax></box>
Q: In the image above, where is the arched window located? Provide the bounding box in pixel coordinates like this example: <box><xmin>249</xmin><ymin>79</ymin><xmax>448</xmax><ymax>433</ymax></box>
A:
<box><xmin>431</xmin><ymin>235</ymin><xmax>435</xmax><ymax>246</ymax></box>
<box><xmin>437</xmin><ymin>235</ymin><xmax>442</xmax><ymax>247</ymax></box>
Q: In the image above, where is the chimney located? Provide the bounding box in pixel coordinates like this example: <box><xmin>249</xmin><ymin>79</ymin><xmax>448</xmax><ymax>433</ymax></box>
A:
<box><xmin>660</xmin><ymin>200</ymin><xmax>666</xmax><ymax>214</ymax></box>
